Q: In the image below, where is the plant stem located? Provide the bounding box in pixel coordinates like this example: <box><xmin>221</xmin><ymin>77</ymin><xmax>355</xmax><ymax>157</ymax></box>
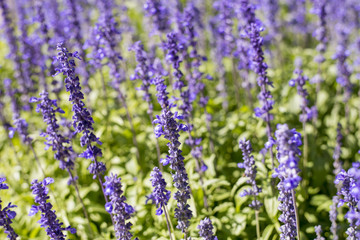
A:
<box><xmin>291</xmin><ymin>190</ymin><xmax>301</xmax><ymax>240</ymax></box>
<box><xmin>302</xmin><ymin>119</ymin><xmax>308</xmax><ymax>172</ymax></box>
<box><xmin>67</xmin><ymin>169</ymin><xmax>93</xmax><ymax>236</ymax></box>
<box><xmin>163</xmin><ymin>206</ymin><xmax>174</xmax><ymax>240</ymax></box>
<box><xmin>255</xmin><ymin>210</ymin><xmax>261</xmax><ymax>240</ymax></box>
<box><xmin>253</xmin><ymin>195</ymin><xmax>261</xmax><ymax>240</ymax></box>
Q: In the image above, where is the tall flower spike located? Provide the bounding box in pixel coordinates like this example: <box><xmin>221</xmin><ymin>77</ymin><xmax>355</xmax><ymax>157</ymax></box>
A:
<box><xmin>273</xmin><ymin>124</ymin><xmax>302</xmax><ymax>240</ymax></box>
<box><xmin>240</xmin><ymin>0</ymin><xmax>275</xmax><ymax>167</ymax></box>
<box><xmin>0</xmin><ymin>178</ymin><xmax>18</xmax><ymax>240</ymax></box>
<box><xmin>54</xmin><ymin>42</ymin><xmax>105</xmax><ymax>178</ymax></box>
<box><xmin>238</xmin><ymin>139</ymin><xmax>262</xmax><ymax>210</ymax></box>
<box><xmin>29</xmin><ymin>177</ymin><xmax>76</xmax><ymax>239</ymax></box>
<box><xmin>129</xmin><ymin>41</ymin><xmax>154</xmax><ymax>114</ymax></box>
<box><xmin>335</xmin><ymin>163</ymin><xmax>360</xmax><ymax>239</ymax></box>
<box><xmin>198</xmin><ymin>217</ymin><xmax>218</xmax><ymax>240</ymax></box>
<box><xmin>0</xmin><ymin>0</ymin><xmax>26</xmax><ymax>92</ymax></box>
<box><xmin>4</xmin><ymin>79</ymin><xmax>32</xmax><ymax>144</ymax></box>
<box><xmin>152</xmin><ymin>77</ymin><xmax>192</xmax><ymax>235</ymax></box>
<box><xmin>329</xmin><ymin>123</ymin><xmax>343</xmax><ymax>240</ymax></box>
<box><xmin>148</xmin><ymin>167</ymin><xmax>171</xmax><ymax>215</ymax></box>
<box><xmin>144</xmin><ymin>0</ymin><xmax>171</xmax><ymax>35</ymax></box>
<box><xmin>29</xmin><ymin>91</ymin><xmax>75</xmax><ymax>171</ymax></box>
<box><xmin>104</xmin><ymin>174</ymin><xmax>135</xmax><ymax>240</ymax></box>
<box><xmin>289</xmin><ymin>59</ymin><xmax>317</xmax><ymax>123</ymax></box>
<box><xmin>314</xmin><ymin>225</ymin><xmax>325</xmax><ymax>240</ymax></box>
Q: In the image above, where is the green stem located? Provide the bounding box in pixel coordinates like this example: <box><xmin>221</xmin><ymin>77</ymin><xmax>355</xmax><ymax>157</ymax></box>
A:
<box><xmin>291</xmin><ymin>190</ymin><xmax>301</xmax><ymax>240</ymax></box>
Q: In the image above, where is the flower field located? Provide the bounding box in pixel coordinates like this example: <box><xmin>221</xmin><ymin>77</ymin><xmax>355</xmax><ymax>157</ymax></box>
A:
<box><xmin>0</xmin><ymin>0</ymin><xmax>360</xmax><ymax>239</ymax></box>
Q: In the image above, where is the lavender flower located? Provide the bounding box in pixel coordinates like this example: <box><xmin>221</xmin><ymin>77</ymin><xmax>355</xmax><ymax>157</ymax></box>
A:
<box><xmin>64</xmin><ymin>0</ymin><xmax>90</xmax><ymax>92</ymax></box>
<box><xmin>144</xmin><ymin>0</ymin><xmax>171</xmax><ymax>34</ymax></box>
<box><xmin>240</xmin><ymin>0</ymin><xmax>275</xmax><ymax>166</ymax></box>
<box><xmin>152</xmin><ymin>77</ymin><xmax>192</xmax><ymax>234</ymax></box>
<box><xmin>289</xmin><ymin>59</ymin><xmax>317</xmax><ymax>122</ymax></box>
<box><xmin>54</xmin><ymin>43</ymin><xmax>105</xmax><ymax>178</ymax></box>
<box><xmin>0</xmin><ymin>178</ymin><xmax>18</xmax><ymax>240</ymax></box>
<box><xmin>273</xmin><ymin>124</ymin><xmax>302</xmax><ymax>240</ymax></box>
<box><xmin>129</xmin><ymin>41</ymin><xmax>155</xmax><ymax>114</ymax></box>
<box><xmin>104</xmin><ymin>174</ymin><xmax>135</xmax><ymax>240</ymax></box>
<box><xmin>29</xmin><ymin>177</ymin><xmax>76</xmax><ymax>239</ymax></box>
<box><xmin>198</xmin><ymin>217</ymin><xmax>218</xmax><ymax>240</ymax></box>
<box><xmin>311</xmin><ymin>0</ymin><xmax>328</xmax><ymax>64</ymax></box>
<box><xmin>335</xmin><ymin>163</ymin><xmax>360</xmax><ymax>239</ymax></box>
<box><xmin>333</xmin><ymin>24</ymin><xmax>352</xmax><ymax>129</ymax></box>
<box><xmin>148</xmin><ymin>167</ymin><xmax>171</xmax><ymax>215</ymax></box>
<box><xmin>262</xmin><ymin>0</ymin><xmax>280</xmax><ymax>40</ymax></box>
<box><xmin>30</xmin><ymin>91</ymin><xmax>76</xmax><ymax>171</ymax></box>
<box><xmin>164</xmin><ymin>32</ymin><xmax>185</xmax><ymax>90</ymax></box>
<box><xmin>15</xmin><ymin>0</ymin><xmax>35</xmax><ymax>94</ymax></box>
<box><xmin>0</xmin><ymin>0</ymin><xmax>25</xmax><ymax>91</ymax></box>
<box><xmin>314</xmin><ymin>225</ymin><xmax>325</xmax><ymax>240</ymax></box>
<box><xmin>330</xmin><ymin>195</ymin><xmax>339</xmax><ymax>240</ymax></box>
<box><xmin>330</xmin><ymin>123</ymin><xmax>343</xmax><ymax>240</ymax></box>
<box><xmin>285</xmin><ymin>0</ymin><xmax>307</xmax><ymax>34</ymax></box>
<box><xmin>4</xmin><ymin>79</ymin><xmax>32</xmax><ymax>144</ymax></box>
<box><xmin>211</xmin><ymin>0</ymin><xmax>235</xmax><ymax>57</ymax></box>
<box><xmin>238</xmin><ymin>139</ymin><xmax>262</xmax><ymax>210</ymax></box>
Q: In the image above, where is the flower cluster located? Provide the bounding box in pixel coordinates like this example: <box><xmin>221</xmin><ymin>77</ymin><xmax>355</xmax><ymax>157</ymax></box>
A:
<box><xmin>311</xmin><ymin>0</ymin><xmax>328</xmax><ymax>64</ymax></box>
<box><xmin>0</xmin><ymin>0</ymin><xmax>25</xmax><ymax>91</ymax></box>
<box><xmin>152</xmin><ymin>77</ymin><xmax>192</xmax><ymax>233</ymax></box>
<box><xmin>238</xmin><ymin>139</ymin><xmax>262</xmax><ymax>210</ymax></box>
<box><xmin>30</xmin><ymin>91</ymin><xmax>76</xmax><ymax>171</ymax></box>
<box><xmin>29</xmin><ymin>177</ymin><xmax>76</xmax><ymax>239</ymax></box>
<box><xmin>64</xmin><ymin>0</ymin><xmax>90</xmax><ymax>91</ymax></box>
<box><xmin>273</xmin><ymin>124</ymin><xmax>302</xmax><ymax>240</ymax></box>
<box><xmin>4</xmin><ymin>79</ymin><xmax>32</xmax><ymax>144</ymax></box>
<box><xmin>148</xmin><ymin>167</ymin><xmax>171</xmax><ymax>215</ymax></box>
<box><xmin>104</xmin><ymin>174</ymin><xmax>135</xmax><ymax>240</ymax></box>
<box><xmin>333</xmin><ymin>123</ymin><xmax>343</xmax><ymax>175</ymax></box>
<box><xmin>211</xmin><ymin>0</ymin><xmax>235</xmax><ymax>57</ymax></box>
<box><xmin>335</xmin><ymin>163</ymin><xmax>360</xmax><ymax>239</ymax></box>
<box><xmin>198</xmin><ymin>217</ymin><xmax>218</xmax><ymax>240</ymax></box>
<box><xmin>164</xmin><ymin>32</ymin><xmax>185</xmax><ymax>90</ymax></box>
<box><xmin>144</xmin><ymin>0</ymin><xmax>171</xmax><ymax>34</ymax></box>
<box><xmin>289</xmin><ymin>59</ymin><xmax>317</xmax><ymax>122</ymax></box>
<box><xmin>314</xmin><ymin>225</ymin><xmax>325</xmax><ymax>240</ymax></box>
<box><xmin>0</xmin><ymin>178</ymin><xmax>18</xmax><ymax>240</ymax></box>
<box><xmin>54</xmin><ymin>43</ymin><xmax>105</xmax><ymax>178</ymax></box>
<box><xmin>129</xmin><ymin>41</ymin><xmax>155</xmax><ymax>114</ymax></box>
<box><xmin>240</xmin><ymin>0</ymin><xmax>275</xmax><ymax>158</ymax></box>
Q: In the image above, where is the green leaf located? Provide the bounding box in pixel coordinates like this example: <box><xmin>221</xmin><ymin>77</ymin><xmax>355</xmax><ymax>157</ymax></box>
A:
<box><xmin>264</xmin><ymin>197</ymin><xmax>278</xmax><ymax>219</ymax></box>
<box><xmin>262</xmin><ymin>224</ymin><xmax>274</xmax><ymax>240</ymax></box>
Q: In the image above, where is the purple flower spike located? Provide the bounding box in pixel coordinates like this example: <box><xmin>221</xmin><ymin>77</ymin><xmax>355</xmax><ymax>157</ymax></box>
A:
<box><xmin>144</xmin><ymin>0</ymin><xmax>171</xmax><ymax>34</ymax></box>
<box><xmin>0</xmin><ymin>178</ymin><xmax>18</xmax><ymax>240</ymax></box>
<box><xmin>335</xmin><ymin>163</ymin><xmax>360</xmax><ymax>239</ymax></box>
<box><xmin>198</xmin><ymin>217</ymin><xmax>218</xmax><ymax>240</ymax></box>
<box><xmin>273</xmin><ymin>124</ymin><xmax>302</xmax><ymax>240</ymax></box>
<box><xmin>4</xmin><ymin>79</ymin><xmax>32</xmax><ymax>144</ymax></box>
<box><xmin>289</xmin><ymin>59</ymin><xmax>317</xmax><ymax>123</ymax></box>
<box><xmin>152</xmin><ymin>77</ymin><xmax>192</xmax><ymax>234</ymax></box>
<box><xmin>30</xmin><ymin>91</ymin><xmax>76</xmax><ymax>171</ymax></box>
<box><xmin>54</xmin><ymin>43</ymin><xmax>105</xmax><ymax>178</ymax></box>
<box><xmin>315</xmin><ymin>225</ymin><xmax>325</xmax><ymax>240</ymax></box>
<box><xmin>238</xmin><ymin>139</ymin><xmax>262</xmax><ymax>210</ymax></box>
<box><xmin>30</xmin><ymin>178</ymin><xmax>76</xmax><ymax>239</ymax></box>
<box><xmin>104</xmin><ymin>173</ymin><xmax>135</xmax><ymax>240</ymax></box>
<box><xmin>148</xmin><ymin>167</ymin><xmax>171</xmax><ymax>215</ymax></box>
